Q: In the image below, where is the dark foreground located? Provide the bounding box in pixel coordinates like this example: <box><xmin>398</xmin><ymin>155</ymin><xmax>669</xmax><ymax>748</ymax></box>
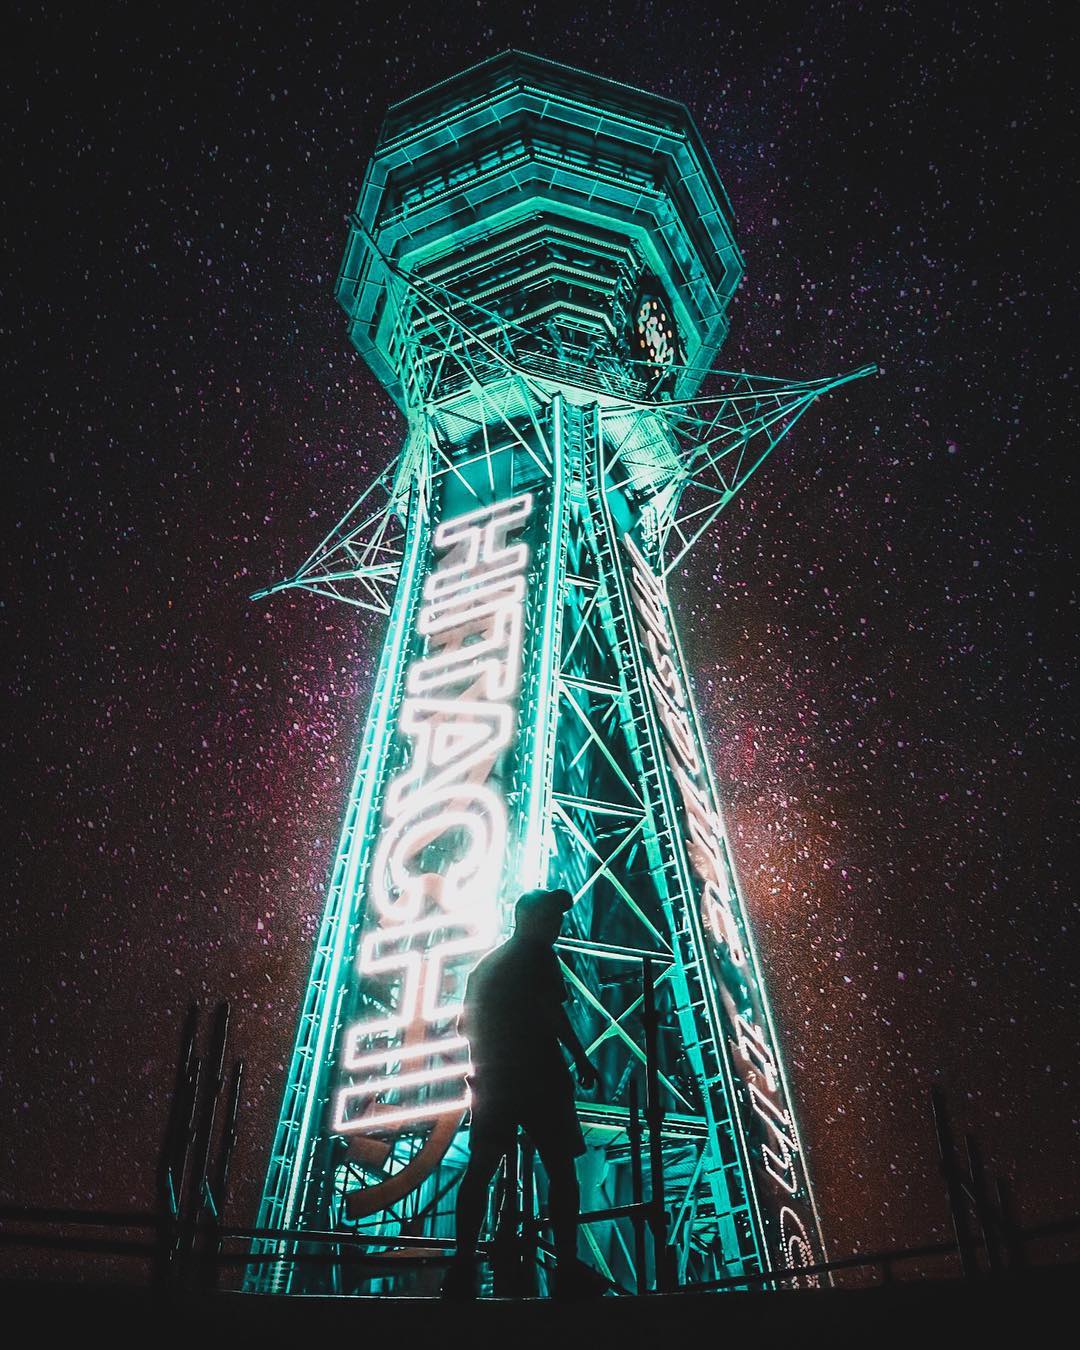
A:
<box><xmin>2</xmin><ymin>1267</ymin><xmax>1075</xmax><ymax>1348</ymax></box>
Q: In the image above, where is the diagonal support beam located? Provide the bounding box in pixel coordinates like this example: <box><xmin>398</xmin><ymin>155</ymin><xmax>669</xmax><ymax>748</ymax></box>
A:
<box><xmin>250</xmin><ymin>458</ymin><xmax>408</xmax><ymax>613</ymax></box>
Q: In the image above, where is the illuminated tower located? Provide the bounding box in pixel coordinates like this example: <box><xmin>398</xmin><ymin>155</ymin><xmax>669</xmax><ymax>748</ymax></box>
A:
<box><xmin>248</xmin><ymin>52</ymin><xmax>872</xmax><ymax>1295</ymax></box>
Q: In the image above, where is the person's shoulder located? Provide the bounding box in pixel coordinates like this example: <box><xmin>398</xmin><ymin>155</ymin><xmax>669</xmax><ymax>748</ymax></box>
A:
<box><xmin>467</xmin><ymin>939</ymin><xmax>511</xmax><ymax>985</ymax></box>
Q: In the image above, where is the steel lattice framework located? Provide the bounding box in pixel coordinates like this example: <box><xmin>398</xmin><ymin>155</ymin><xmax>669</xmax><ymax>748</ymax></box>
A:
<box><xmin>247</xmin><ymin>52</ymin><xmax>873</xmax><ymax>1297</ymax></box>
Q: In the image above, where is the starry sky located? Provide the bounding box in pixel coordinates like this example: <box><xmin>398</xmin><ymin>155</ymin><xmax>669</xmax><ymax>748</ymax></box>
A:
<box><xmin>4</xmin><ymin>1</ymin><xmax>1077</xmax><ymax>1274</ymax></box>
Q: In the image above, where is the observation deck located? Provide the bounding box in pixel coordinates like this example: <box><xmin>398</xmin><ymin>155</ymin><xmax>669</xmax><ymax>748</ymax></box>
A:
<box><xmin>335</xmin><ymin>50</ymin><xmax>744</xmax><ymax>407</ymax></box>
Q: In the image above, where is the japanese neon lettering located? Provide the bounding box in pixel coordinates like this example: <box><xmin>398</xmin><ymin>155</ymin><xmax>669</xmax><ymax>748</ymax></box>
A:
<box><xmin>622</xmin><ymin>529</ymin><xmax>817</xmax><ymax>1275</ymax></box>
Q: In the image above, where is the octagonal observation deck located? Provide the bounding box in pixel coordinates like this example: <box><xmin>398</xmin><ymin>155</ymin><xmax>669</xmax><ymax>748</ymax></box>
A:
<box><xmin>335</xmin><ymin>51</ymin><xmax>744</xmax><ymax>408</ymax></box>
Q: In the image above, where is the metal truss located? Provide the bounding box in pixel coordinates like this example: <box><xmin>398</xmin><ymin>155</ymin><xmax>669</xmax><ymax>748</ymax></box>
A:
<box><xmin>251</xmin><ymin>235</ymin><xmax>873</xmax><ymax>615</ymax></box>
<box><xmin>248</xmin><ymin>226</ymin><xmax>873</xmax><ymax>1296</ymax></box>
<box><xmin>554</xmin><ymin>409</ymin><xmax>761</xmax><ymax>1286</ymax></box>
<box><xmin>249</xmin><ymin>458</ymin><xmax>406</xmax><ymax>614</ymax></box>
<box><xmin>600</xmin><ymin>365</ymin><xmax>876</xmax><ymax>578</ymax></box>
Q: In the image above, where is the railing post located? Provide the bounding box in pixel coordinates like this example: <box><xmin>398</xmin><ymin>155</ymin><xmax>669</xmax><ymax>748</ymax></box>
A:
<box><xmin>185</xmin><ymin>1003</ymin><xmax>229</xmax><ymax>1285</ymax></box>
<box><xmin>201</xmin><ymin>1057</ymin><xmax>244</xmax><ymax>1291</ymax></box>
<box><xmin>642</xmin><ymin>958</ymin><xmax>673</xmax><ymax>1291</ymax></box>
<box><xmin>492</xmin><ymin>1132</ymin><xmax>524</xmax><ymax>1296</ymax></box>
<box><xmin>155</xmin><ymin>1003</ymin><xmax>200</xmax><ymax>1290</ymax></box>
<box><xmin>628</xmin><ymin>1073</ymin><xmax>648</xmax><ymax>1295</ymax></box>
<box><xmin>520</xmin><ymin>1135</ymin><xmax>539</xmax><ymax>1297</ymax></box>
<box><xmin>930</xmin><ymin>1086</ymin><xmax>979</xmax><ymax>1279</ymax></box>
<box><xmin>965</xmin><ymin>1133</ymin><xmax>1002</xmax><ymax>1275</ymax></box>
<box><xmin>995</xmin><ymin>1176</ymin><xmax>1027</xmax><ymax>1272</ymax></box>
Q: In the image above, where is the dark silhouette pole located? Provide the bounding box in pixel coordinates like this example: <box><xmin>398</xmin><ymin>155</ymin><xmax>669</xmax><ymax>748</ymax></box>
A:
<box><xmin>930</xmin><ymin>1086</ymin><xmax>979</xmax><ymax>1279</ymax></box>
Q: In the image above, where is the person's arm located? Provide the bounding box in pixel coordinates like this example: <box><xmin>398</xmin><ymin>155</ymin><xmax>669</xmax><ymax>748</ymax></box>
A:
<box><xmin>555</xmin><ymin>1006</ymin><xmax>599</xmax><ymax>1091</ymax></box>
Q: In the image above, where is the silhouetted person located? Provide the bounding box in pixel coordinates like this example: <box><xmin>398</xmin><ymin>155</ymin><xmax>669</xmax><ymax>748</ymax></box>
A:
<box><xmin>442</xmin><ymin>887</ymin><xmax>599</xmax><ymax>1298</ymax></box>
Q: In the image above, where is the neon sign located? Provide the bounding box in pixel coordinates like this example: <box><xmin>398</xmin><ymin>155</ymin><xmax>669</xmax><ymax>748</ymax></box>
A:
<box><xmin>332</xmin><ymin>493</ymin><xmax>533</xmax><ymax>1156</ymax></box>
<box><xmin>622</xmin><ymin>532</ymin><xmax>819</xmax><ymax>1278</ymax></box>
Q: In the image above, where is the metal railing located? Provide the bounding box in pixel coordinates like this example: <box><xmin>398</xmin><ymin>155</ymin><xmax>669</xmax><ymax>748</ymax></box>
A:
<box><xmin>3</xmin><ymin>1200</ymin><xmax>1077</xmax><ymax>1296</ymax></box>
<box><xmin>2</xmin><ymin>999</ymin><xmax>1076</xmax><ymax>1298</ymax></box>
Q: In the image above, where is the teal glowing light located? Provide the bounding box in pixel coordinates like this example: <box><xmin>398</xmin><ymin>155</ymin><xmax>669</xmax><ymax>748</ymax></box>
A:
<box><xmin>247</xmin><ymin>51</ymin><xmax>874</xmax><ymax>1295</ymax></box>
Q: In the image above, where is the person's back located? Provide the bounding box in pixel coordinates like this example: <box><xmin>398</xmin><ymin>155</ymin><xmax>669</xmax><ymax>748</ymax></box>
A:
<box><xmin>463</xmin><ymin>935</ymin><xmax>570</xmax><ymax>1092</ymax></box>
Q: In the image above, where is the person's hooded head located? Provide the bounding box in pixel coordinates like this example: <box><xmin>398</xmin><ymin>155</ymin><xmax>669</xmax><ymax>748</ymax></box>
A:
<box><xmin>512</xmin><ymin>887</ymin><xmax>573</xmax><ymax>945</ymax></box>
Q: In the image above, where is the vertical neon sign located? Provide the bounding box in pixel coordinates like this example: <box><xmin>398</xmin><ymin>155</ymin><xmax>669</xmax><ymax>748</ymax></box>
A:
<box><xmin>333</xmin><ymin>494</ymin><xmax>533</xmax><ymax>1149</ymax></box>
<box><xmin>621</xmin><ymin>531</ymin><xmax>821</xmax><ymax>1280</ymax></box>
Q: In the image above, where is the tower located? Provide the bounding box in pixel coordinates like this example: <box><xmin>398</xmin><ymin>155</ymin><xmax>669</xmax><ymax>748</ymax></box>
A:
<box><xmin>248</xmin><ymin>52</ymin><xmax>872</xmax><ymax>1295</ymax></box>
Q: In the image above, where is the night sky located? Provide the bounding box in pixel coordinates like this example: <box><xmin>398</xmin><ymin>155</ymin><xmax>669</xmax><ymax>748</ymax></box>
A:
<box><xmin>4</xmin><ymin>2</ymin><xmax>1077</xmax><ymax>1272</ymax></box>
